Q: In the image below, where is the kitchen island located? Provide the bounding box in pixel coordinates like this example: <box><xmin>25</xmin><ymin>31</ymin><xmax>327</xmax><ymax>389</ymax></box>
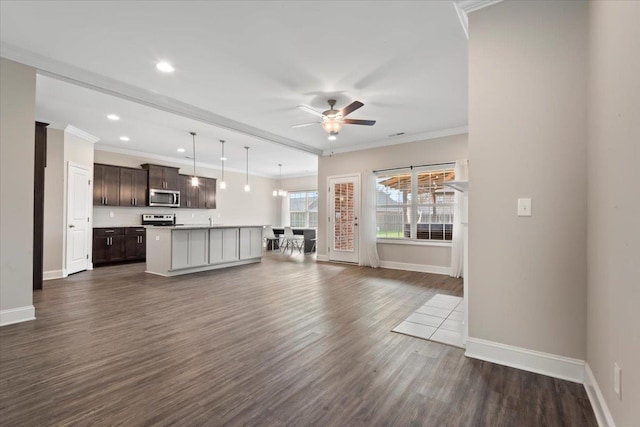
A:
<box><xmin>145</xmin><ymin>225</ymin><xmax>263</xmax><ymax>277</ymax></box>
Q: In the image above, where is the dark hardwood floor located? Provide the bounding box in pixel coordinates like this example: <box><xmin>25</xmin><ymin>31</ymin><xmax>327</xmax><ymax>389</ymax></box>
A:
<box><xmin>0</xmin><ymin>253</ymin><xmax>596</xmax><ymax>426</ymax></box>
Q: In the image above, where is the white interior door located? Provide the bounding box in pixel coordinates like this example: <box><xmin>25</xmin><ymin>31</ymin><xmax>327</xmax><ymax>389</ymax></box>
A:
<box><xmin>328</xmin><ymin>174</ymin><xmax>360</xmax><ymax>263</ymax></box>
<box><xmin>66</xmin><ymin>164</ymin><xmax>90</xmax><ymax>275</ymax></box>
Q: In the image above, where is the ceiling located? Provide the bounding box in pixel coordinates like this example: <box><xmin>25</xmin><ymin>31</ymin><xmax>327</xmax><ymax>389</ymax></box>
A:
<box><xmin>1</xmin><ymin>1</ymin><xmax>468</xmax><ymax>177</ymax></box>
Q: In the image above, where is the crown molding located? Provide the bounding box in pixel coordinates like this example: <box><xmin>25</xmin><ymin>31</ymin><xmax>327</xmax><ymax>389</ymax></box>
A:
<box><xmin>93</xmin><ymin>144</ymin><xmax>278</xmax><ymax>178</ymax></box>
<box><xmin>321</xmin><ymin>125</ymin><xmax>468</xmax><ymax>156</ymax></box>
<box><xmin>453</xmin><ymin>0</ymin><xmax>504</xmax><ymax>39</ymax></box>
<box><xmin>1</xmin><ymin>43</ymin><xmax>322</xmax><ymax>157</ymax></box>
<box><xmin>64</xmin><ymin>125</ymin><xmax>99</xmax><ymax>143</ymax></box>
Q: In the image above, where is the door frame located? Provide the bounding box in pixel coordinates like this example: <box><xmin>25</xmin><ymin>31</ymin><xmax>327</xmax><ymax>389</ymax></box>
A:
<box><xmin>326</xmin><ymin>173</ymin><xmax>361</xmax><ymax>264</ymax></box>
<box><xmin>64</xmin><ymin>161</ymin><xmax>93</xmax><ymax>276</ymax></box>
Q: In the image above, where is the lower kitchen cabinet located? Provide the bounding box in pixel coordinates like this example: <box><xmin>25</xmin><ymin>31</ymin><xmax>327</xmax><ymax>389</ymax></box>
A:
<box><xmin>171</xmin><ymin>229</ymin><xmax>209</xmax><ymax>269</ymax></box>
<box><xmin>125</xmin><ymin>227</ymin><xmax>146</xmax><ymax>260</ymax></box>
<box><xmin>93</xmin><ymin>227</ymin><xmax>146</xmax><ymax>266</ymax></box>
<box><xmin>210</xmin><ymin>228</ymin><xmax>239</xmax><ymax>264</ymax></box>
<box><xmin>240</xmin><ymin>227</ymin><xmax>263</xmax><ymax>260</ymax></box>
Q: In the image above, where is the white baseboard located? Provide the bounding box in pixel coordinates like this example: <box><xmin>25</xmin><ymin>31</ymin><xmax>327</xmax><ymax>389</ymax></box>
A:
<box><xmin>88</xmin><ymin>262</ymin><xmax>93</xmax><ymax>271</ymax></box>
<box><xmin>62</xmin><ymin>268</ymin><xmax>68</xmax><ymax>278</ymax></box>
<box><xmin>316</xmin><ymin>254</ymin><xmax>329</xmax><ymax>262</ymax></box>
<box><xmin>584</xmin><ymin>363</ymin><xmax>616</xmax><ymax>427</ymax></box>
<box><xmin>465</xmin><ymin>337</ymin><xmax>585</xmax><ymax>383</ymax></box>
<box><xmin>379</xmin><ymin>260</ymin><xmax>451</xmax><ymax>276</ymax></box>
<box><xmin>43</xmin><ymin>269</ymin><xmax>64</xmax><ymax>280</ymax></box>
<box><xmin>0</xmin><ymin>305</ymin><xmax>36</xmax><ymax>326</ymax></box>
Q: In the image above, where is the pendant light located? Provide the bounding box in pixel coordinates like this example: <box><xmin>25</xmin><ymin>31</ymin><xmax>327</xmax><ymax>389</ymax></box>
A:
<box><xmin>190</xmin><ymin>132</ymin><xmax>198</xmax><ymax>186</ymax></box>
<box><xmin>244</xmin><ymin>146</ymin><xmax>250</xmax><ymax>192</ymax></box>
<box><xmin>219</xmin><ymin>139</ymin><xmax>227</xmax><ymax>190</ymax></box>
<box><xmin>272</xmin><ymin>164</ymin><xmax>287</xmax><ymax>197</ymax></box>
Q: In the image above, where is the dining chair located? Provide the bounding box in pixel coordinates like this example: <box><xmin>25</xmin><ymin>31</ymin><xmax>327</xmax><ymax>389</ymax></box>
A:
<box><xmin>282</xmin><ymin>226</ymin><xmax>304</xmax><ymax>253</ymax></box>
<box><xmin>264</xmin><ymin>226</ymin><xmax>280</xmax><ymax>251</ymax></box>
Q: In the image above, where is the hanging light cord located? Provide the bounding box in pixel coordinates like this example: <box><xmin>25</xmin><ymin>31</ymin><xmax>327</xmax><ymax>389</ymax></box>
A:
<box><xmin>245</xmin><ymin>146</ymin><xmax>249</xmax><ymax>184</ymax></box>
<box><xmin>221</xmin><ymin>140</ymin><xmax>225</xmax><ymax>181</ymax></box>
<box><xmin>191</xmin><ymin>132</ymin><xmax>197</xmax><ymax>177</ymax></box>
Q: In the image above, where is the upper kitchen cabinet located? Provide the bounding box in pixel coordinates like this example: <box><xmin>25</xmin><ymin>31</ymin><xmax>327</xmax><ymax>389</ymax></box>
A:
<box><xmin>179</xmin><ymin>175</ymin><xmax>216</xmax><ymax>209</ymax></box>
<box><xmin>204</xmin><ymin>177</ymin><xmax>217</xmax><ymax>209</ymax></box>
<box><xmin>119</xmin><ymin>167</ymin><xmax>148</xmax><ymax>207</ymax></box>
<box><xmin>94</xmin><ymin>164</ymin><xmax>120</xmax><ymax>206</ymax></box>
<box><xmin>142</xmin><ymin>164</ymin><xmax>179</xmax><ymax>191</ymax></box>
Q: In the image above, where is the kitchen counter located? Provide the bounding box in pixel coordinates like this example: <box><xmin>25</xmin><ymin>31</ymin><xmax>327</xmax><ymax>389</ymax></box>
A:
<box><xmin>145</xmin><ymin>225</ymin><xmax>264</xmax><ymax>277</ymax></box>
<box><xmin>146</xmin><ymin>224</ymin><xmax>263</xmax><ymax>229</ymax></box>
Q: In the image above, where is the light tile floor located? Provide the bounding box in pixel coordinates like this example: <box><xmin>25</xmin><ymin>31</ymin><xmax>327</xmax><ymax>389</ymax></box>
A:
<box><xmin>392</xmin><ymin>294</ymin><xmax>464</xmax><ymax>348</ymax></box>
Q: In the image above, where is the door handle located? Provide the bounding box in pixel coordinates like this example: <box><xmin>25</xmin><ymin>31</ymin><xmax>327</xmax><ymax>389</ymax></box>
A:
<box><xmin>69</xmin><ymin>224</ymin><xmax>75</xmax><ymax>228</ymax></box>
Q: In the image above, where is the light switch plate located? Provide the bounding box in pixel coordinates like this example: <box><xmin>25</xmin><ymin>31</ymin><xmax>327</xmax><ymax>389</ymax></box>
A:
<box><xmin>517</xmin><ymin>198</ymin><xmax>532</xmax><ymax>216</ymax></box>
<box><xmin>109</xmin><ymin>211</ymin><xmax>114</xmax><ymax>218</ymax></box>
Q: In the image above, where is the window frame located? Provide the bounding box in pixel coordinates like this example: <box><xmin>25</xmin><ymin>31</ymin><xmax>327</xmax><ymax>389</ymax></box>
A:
<box><xmin>375</xmin><ymin>164</ymin><xmax>455</xmax><ymax>246</ymax></box>
<box><xmin>288</xmin><ymin>190</ymin><xmax>318</xmax><ymax>228</ymax></box>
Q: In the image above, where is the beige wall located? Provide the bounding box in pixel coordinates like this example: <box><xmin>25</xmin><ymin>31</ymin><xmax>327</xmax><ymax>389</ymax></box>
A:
<box><xmin>94</xmin><ymin>150</ymin><xmax>278</xmax><ymax>227</ymax></box>
<box><xmin>43</xmin><ymin>128</ymin><xmax>65</xmax><ymax>275</ymax></box>
<box><xmin>586</xmin><ymin>1</ymin><xmax>640</xmax><ymax>424</ymax></box>
<box><xmin>0</xmin><ymin>58</ymin><xmax>36</xmax><ymax>316</ymax></box>
<box><xmin>317</xmin><ymin>133</ymin><xmax>468</xmax><ymax>269</ymax></box>
<box><xmin>468</xmin><ymin>1</ymin><xmax>588</xmax><ymax>358</ymax></box>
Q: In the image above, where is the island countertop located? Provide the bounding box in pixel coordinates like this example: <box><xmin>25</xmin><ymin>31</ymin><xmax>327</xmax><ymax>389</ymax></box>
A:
<box><xmin>145</xmin><ymin>224</ymin><xmax>265</xmax><ymax>230</ymax></box>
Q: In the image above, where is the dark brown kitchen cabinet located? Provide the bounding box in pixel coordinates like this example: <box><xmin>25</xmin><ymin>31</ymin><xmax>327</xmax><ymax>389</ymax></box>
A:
<box><xmin>119</xmin><ymin>167</ymin><xmax>148</xmax><ymax>207</ymax></box>
<box><xmin>124</xmin><ymin>227</ymin><xmax>146</xmax><ymax>260</ymax></box>
<box><xmin>142</xmin><ymin>164</ymin><xmax>179</xmax><ymax>191</ymax></box>
<box><xmin>179</xmin><ymin>175</ymin><xmax>216</xmax><ymax>208</ymax></box>
<box><xmin>93</xmin><ymin>164</ymin><xmax>120</xmax><ymax>206</ymax></box>
<box><xmin>93</xmin><ymin>227</ymin><xmax>145</xmax><ymax>265</ymax></box>
<box><xmin>203</xmin><ymin>177</ymin><xmax>217</xmax><ymax>209</ymax></box>
<box><xmin>93</xmin><ymin>228</ymin><xmax>125</xmax><ymax>264</ymax></box>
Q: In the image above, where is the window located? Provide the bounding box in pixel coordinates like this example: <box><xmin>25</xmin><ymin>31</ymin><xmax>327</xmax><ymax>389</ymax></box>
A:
<box><xmin>375</xmin><ymin>165</ymin><xmax>455</xmax><ymax>242</ymax></box>
<box><xmin>289</xmin><ymin>190</ymin><xmax>318</xmax><ymax>228</ymax></box>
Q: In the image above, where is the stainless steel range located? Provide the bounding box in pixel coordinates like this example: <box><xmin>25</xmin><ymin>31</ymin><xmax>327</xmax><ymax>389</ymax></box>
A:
<box><xmin>141</xmin><ymin>214</ymin><xmax>175</xmax><ymax>226</ymax></box>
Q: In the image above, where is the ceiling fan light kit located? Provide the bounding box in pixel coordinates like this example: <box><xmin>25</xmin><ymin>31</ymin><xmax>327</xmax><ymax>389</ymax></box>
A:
<box><xmin>296</xmin><ymin>98</ymin><xmax>376</xmax><ymax>139</ymax></box>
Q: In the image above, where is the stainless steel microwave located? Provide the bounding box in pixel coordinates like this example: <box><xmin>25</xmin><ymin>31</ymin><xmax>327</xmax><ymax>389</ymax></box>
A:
<box><xmin>148</xmin><ymin>189</ymin><xmax>180</xmax><ymax>207</ymax></box>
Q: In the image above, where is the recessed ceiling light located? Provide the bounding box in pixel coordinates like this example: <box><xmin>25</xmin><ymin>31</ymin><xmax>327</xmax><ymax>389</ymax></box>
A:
<box><xmin>220</xmin><ymin>156</ymin><xmax>227</xmax><ymax>161</ymax></box>
<box><xmin>177</xmin><ymin>148</ymin><xmax>186</xmax><ymax>153</ymax></box>
<box><xmin>328</xmin><ymin>135</ymin><xmax>337</xmax><ymax>141</ymax></box>
<box><xmin>107</xmin><ymin>114</ymin><xmax>120</xmax><ymax>121</ymax></box>
<box><xmin>156</xmin><ymin>61</ymin><xmax>175</xmax><ymax>73</ymax></box>
<box><xmin>119</xmin><ymin>136</ymin><xmax>130</xmax><ymax>142</ymax></box>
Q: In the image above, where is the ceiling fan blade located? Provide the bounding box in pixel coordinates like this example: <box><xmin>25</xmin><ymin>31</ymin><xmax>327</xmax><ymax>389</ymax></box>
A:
<box><xmin>340</xmin><ymin>101</ymin><xmax>364</xmax><ymax>117</ymax></box>
<box><xmin>291</xmin><ymin>122</ymin><xmax>320</xmax><ymax>128</ymax></box>
<box><xmin>297</xmin><ymin>104</ymin><xmax>324</xmax><ymax>118</ymax></box>
<box><xmin>343</xmin><ymin>118</ymin><xmax>376</xmax><ymax>126</ymax></box>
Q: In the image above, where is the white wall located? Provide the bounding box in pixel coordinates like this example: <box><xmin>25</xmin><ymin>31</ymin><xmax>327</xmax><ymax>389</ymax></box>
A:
<box><xmin>0</xmin><ymin>58</ymin><xmax>36</xmax><ymax>324</ymax></box>
<box><xmin>586</xmin><ymin>1</ymin><xmax>640</xmax><ymax>425</ymax></box>
<box><xmin>317</xmin><ymin>133</ymin><xmax>468</xmax><ymax>271</ymax></box>
<box><xmin>468</xmin><ymin>1</ymin><xmax>588</xmax><ymax>359</ymax></box>
<box><xmin>93</xmin><ymin>150</ymin><xmax>278</xmax><ymax>227</ymax></box>
<box><xmin>43</xmin><ymin>128</ymin><xmax>65</xmax><ymax>277</ymax></box>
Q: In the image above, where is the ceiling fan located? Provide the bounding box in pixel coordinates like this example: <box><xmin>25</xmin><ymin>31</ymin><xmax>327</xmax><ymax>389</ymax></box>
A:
<box><xmin>293</xmin><ymin>99</ymin><xmax>376</xmax><ymax>140</ymax></box>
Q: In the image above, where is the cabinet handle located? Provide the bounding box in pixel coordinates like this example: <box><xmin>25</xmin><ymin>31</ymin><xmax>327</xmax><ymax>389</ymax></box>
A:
<box><xmin>105</xmin><ymin>230</ymin><xmax>114</xmax><ymax>233</ymax></box>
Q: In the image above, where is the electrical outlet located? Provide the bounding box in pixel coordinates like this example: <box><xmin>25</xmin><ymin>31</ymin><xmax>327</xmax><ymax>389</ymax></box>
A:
<box><xmin>614</xmin><ymin>363</ymin><xmax>622</xmax><ymax>399</ymax></box>
<box><xmin>109</xmin><ymin>211</ymin><xmax>114</xmax><ymax>218</ymax></box>
<box><xmin>155</xmin><ymin>236</ymin><xmax>160</xmax><ymax>241</ymax></box>
<box><xmin>517</xmin><ymin>198</ymin><xmax>532</xmax><ymax>216</ymax></box>
<box><xmin>191</xmin><ymin>213</ymin><xmax>195</xmax><ymax>218</ymax></box>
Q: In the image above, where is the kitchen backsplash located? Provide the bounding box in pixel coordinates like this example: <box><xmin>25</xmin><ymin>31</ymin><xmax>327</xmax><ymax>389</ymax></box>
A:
<box><xmin>93</xmin><ymin>206</ymin><xmax>221</xmax><ymax>227</ymax></box>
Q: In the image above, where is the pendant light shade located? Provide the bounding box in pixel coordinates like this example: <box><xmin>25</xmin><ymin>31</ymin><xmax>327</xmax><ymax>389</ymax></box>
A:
<box><xmin>272</xmin><ymin>164</ymin><xmax>287</xmax><ymax>197</ymax></box>
<box><xmin>190</xmin><ymin>132</ymin><xmax>198</xmax><ymax>186</ymax></box>
<box><xmin>244</xmin><ymin>146</ymin><xmax>250</xmax><ymax>192</ymax></box>
<box><xmin>219</xmin><ymin>139</ymin><xmax>226</xmax><ymax>190</ymax></box>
